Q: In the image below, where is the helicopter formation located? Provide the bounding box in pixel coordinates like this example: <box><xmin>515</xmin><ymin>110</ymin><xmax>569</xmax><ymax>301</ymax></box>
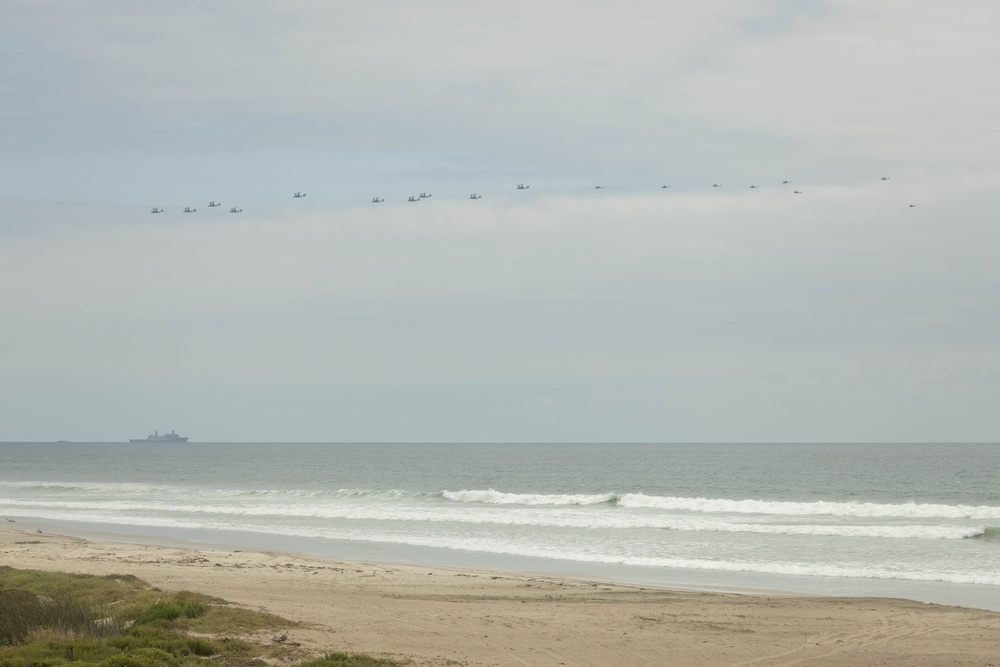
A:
<box><xmin>150</xmin><ymin>178</ymin><xmax>917</xmax><ymax>214</ymax></box>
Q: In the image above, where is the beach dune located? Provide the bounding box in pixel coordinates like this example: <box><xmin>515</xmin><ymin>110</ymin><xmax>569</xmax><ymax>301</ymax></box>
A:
<box><xmin>2</xmin><ymin>527</ymin><xmax>998</xmax><ymax>666</ymax></box>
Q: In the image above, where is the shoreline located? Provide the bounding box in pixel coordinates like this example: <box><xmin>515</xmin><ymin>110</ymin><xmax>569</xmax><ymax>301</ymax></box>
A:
<box><xmin>14</xmin><ymin>516</ymin><xmax>1000</xmax><ymax>614</ymax></box>
<box><xmin>3</xmin><ymin>526</ymin><xmax>1000</xmax><ymax>666</ymax></box>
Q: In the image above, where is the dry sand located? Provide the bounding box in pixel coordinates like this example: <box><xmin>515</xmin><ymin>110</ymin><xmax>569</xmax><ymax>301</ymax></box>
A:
<box><xmin>2</xmin><ymin>527</ymin><xmax>998</xmax><ymax>666</ymax></box>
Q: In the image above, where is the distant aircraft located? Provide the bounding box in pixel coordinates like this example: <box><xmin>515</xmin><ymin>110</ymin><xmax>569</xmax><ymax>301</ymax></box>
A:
<box><xmin>229</xmin><ymin>207</ymin><xmax>242</xmax><ymax>213</ymax></box>
<box><xmin>661</xmin><ymin>185</ymin><xmax>671</xmax><ymax>189</ymax></box>
<box><xmin>469</xmin><ymin>194</ymin><xmax>482</xmax><ymax>199</ymax></box>
<box><xmin>594</xmin><ymin>186</ymin><xmax>605</xmax><ymax>189</ymax></box>
<box><xmin>407</xmin><ymin>196</ymin><xmax>419</xmax><ymax>202</ymax></box>
<box><xmin>782</xmin><ymin>180</ymin><xmax>792</xmax><ymax>184</ymax></box>
<box><xmin>419</xmin><ymin>192</ymin><xmax>432</xmax><ymax>199</ymax></box>
<box><xmin>881</xmin><ymin>177</ymin><xmax>890</xmax><ymax>181</ymax></box>
<box><xmin>293</xmin><ymin>192</ymin><xmax>306</xmax><ymax>198</ymax></box>
<box><xmin>908</xmin><ymin>204</ymin><xmax>917</xmax><ymax>208</ymax></box>
<box><xmin>208</xmin><ymin>201</ymin><xmax>220</xmax><ymax>207</ymax></box>
<box><xmin>516</xmin><ymin>184</ymin><xmax>530</xmax><ymax>190</ymax></box>
<box><xmin>183</xmin><ymin>207</ymin><xmax>196</xmax><ymax>213</ymax></box>
<box><xmin>749</xmin><ymin>185</ymin><xmax>759</xmax><ymax>189</ymax></box>
<box><xmin>150</xmin><ymin>207</ymin><xmax>163</xmax><ymax>213</ymax></box>
<box><xmin>793</xmin><ymin>190</ymin><xmax>803</xmax><ymax>194</ymax></box>
<box><xmin>371</xmin><ymin>197</ymin><xmax>384</xmax><ymax>203</ymax></box>
<box><xmin>712</xmin><ymin>184</ymin><xmax>722</xmax><ymax>188</ymax></box>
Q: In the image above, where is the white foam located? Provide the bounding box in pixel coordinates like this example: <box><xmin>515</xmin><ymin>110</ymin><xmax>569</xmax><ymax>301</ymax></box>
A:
<box><xmin>617</xmin><ymin>493</ymin><xmax>1000</xmax><ymax>519</ymax></box>
<box><xmin>1</xmin><ymin>497</ymin><xmax>989</xmax><ymax>540</ymax></box>
<box><xmin>8</xmin><ymin>508</ymin><xmax>998</xmax><ymax>586</ymax></box>
<box><xmin>443</xmin><ymin>489</ymin><xmax>616</xmax><ymax>505</ymax></box>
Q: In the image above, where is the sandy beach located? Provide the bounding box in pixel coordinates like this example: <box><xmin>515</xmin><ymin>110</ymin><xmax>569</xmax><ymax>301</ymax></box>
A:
<box><xmin>2</xmin><ymin>527</ymin><xmax>998</xmax><ymax>667</ymax></box>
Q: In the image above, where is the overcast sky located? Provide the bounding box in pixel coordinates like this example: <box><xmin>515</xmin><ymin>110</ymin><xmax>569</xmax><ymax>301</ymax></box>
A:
<box><xmin>2</xmin><ymin>1</ymin><xmax>998</xmax><ymax>442</ymax></box>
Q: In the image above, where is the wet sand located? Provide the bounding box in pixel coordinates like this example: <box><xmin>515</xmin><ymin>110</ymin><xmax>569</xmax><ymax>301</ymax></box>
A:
<box><xmin>2</xmin><ymin>527</ymin><xmax>998</xmax><ymax>666</ymax></box>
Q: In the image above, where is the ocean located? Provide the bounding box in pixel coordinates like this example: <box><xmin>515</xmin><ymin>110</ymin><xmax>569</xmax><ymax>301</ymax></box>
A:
<box><xmin>1</xmin><ymin>442</ymin><xmax>998</xmax><ymax>611</ymax></box>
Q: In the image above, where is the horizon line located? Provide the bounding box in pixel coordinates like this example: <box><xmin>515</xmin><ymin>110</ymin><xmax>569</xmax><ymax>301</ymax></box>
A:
<box><xmin>3</xmin><ymin>440</ymin><xmax>999</xmax><ymax>446</ymax></box>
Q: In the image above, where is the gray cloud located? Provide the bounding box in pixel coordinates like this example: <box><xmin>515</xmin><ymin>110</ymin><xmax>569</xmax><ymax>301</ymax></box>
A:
<box><xmin>2</xmin><ymin>1</ymin><xmax>998</xmax><ymax>441</ymax></box>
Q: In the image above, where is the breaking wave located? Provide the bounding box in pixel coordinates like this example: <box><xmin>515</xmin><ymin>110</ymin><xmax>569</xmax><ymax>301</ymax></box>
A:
<box><xmin>969</xmin><ymin>526</ymin><xmax>1000</xmax><ymax>541</ymax></box>
<box><xmin>442</xmin><ymin>488</ymin><xmax>1000</xmax><ymax>520</ymax></box>
<box><xmin>442</xmin><ymin>489</ymin><xmax>616</xmax><ymax>505</ymax></box>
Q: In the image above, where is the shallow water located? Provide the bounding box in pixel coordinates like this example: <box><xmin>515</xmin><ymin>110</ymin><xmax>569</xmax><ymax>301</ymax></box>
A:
<box><xmin>2</xmin><ymin>442</ymin><xmax>998</xmax><ymax>610</ymax></box>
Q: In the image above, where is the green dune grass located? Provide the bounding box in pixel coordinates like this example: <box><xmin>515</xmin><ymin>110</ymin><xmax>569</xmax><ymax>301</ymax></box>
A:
<box><xmin>0</xmin><ymin>566</ymin><xmax>403</xmax><ymax>666</ymax></box>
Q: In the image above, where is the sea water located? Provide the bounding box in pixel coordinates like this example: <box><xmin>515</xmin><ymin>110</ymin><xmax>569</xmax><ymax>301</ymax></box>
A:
<box><xmin>1</xmin><ymin>442</ymin><xmax>998</xmax><ymax>610</ymax></box>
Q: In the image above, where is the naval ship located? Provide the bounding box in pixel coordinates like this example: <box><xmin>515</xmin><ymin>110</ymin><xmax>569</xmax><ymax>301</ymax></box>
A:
<box><xmin>130</xmin><ymin>430</ymin><xmax>188</xmax><ymax>443</ymax></box>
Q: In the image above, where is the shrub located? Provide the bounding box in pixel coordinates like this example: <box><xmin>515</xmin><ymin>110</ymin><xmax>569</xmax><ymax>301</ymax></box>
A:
<box><xmin>0</xmin><ymin>568</ymin><xmax>407</xmax><ymax>666</ymax></box>
<box><xmin>0</xmin><ymin>588</ymin><xmax>122</xmax><ymax>645</ymax></box>
<box><xmin>101</xmin><ymin>646</ymin><xmax>180</xmax><ymax>666</ymax></box>
<box><xmin>132</xmin><ymin>599</ymin><xmax>207</xmax><ymax>627</ymax></box>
